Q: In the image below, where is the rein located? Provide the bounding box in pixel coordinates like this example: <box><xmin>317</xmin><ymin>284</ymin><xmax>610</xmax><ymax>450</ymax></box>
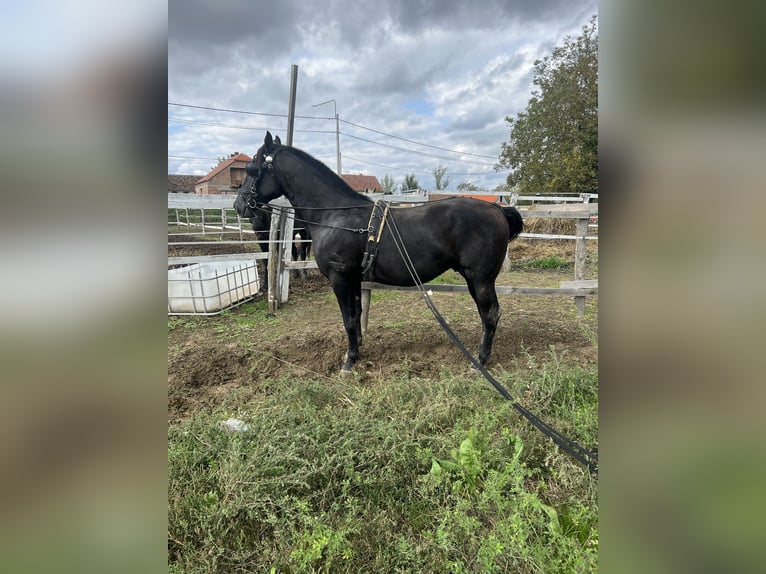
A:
<box><xmin>249</xmin><ymin>202</ymin><xmax>371</xmax><ymax>234</ymax></box>
<box><xmin>383</xmin><ymin>211</ymin><xmax>599</xmax><ymax>476</ymax></box>
<box><xmin>240</xmin><ymin>145</ymin><xmax>598</xmax><ymax>474</ymax></box>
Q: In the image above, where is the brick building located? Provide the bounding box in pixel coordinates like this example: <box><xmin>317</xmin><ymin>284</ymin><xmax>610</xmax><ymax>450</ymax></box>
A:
<box><xmin>195</xmin><ymin>153</ymin><xmax>252</xmax><ymax>195</ymax></box>
<box><xmin>341</xmin><ymin>173</ymin><xmax>383</xmax><ymax>193</ymax></box>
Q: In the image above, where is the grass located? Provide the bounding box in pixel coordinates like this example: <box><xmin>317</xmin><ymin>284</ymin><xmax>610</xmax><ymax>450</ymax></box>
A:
<box><xmin>428</xmin><ymin>270</ymin><xmax>465</xmax><ymax>285</ymax></box>
<box><xmin>512</xmin><ymin>256</ymin><xmax>573</xmax><ymax>271</ymax></box>
<box><xmin>169</xmin><ymin>300</ymin><xmax>284</xmax><ymax>341</ymax></box>
<box><xmin>168</xmin><ymin>352</ymin><xmax>597</xmax><ymax>573</ymax></box>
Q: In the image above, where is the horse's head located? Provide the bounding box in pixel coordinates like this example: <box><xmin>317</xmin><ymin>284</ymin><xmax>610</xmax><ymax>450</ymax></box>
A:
<box><xmin>234</xmin><ymin>131</ymin><xmax>284</xmax><ymax>218</ymax></box>
<box><xmin>249</xmin><ymin>202</ymin><xmax>271</xmax><ymax>233</ymax></box>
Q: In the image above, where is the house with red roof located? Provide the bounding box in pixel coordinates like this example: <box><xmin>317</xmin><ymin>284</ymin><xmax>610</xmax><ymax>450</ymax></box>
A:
<box><xmin>341</xmin><ymin>173</ymin><xmax>383</xmax><ymax>193</ymax></box>
<box><xmin>195</xmin><ymin>153</ymin><xmax>252</xmax><ymax>195</ymax></box>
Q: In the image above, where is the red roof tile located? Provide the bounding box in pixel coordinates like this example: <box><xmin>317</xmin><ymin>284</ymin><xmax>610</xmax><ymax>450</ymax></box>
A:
<box><xmin>196</xmin><ymin>153</ymin><xmax>252</xmax><ymax>184</ymax></box>
<box><xmin>341</xmin><ymin>173</ymin><xmax>383</xmax><ymax>192</ymax></box>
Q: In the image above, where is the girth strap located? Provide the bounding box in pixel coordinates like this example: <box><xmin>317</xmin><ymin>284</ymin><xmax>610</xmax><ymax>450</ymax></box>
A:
<box><xmin>361</xmin><ymin>200</ymin><xmax>390</xmax><ymax>281</ymax></box>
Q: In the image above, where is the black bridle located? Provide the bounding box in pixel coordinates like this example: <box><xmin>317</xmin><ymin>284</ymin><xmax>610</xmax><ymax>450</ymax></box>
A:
<box><xmin>243</xmin><ymin>147</ymin><xmax>284</xmax><ymax>210</ymax></box>
<box><xmin>239</xmin><ymin>147</ymin><xmax>372</xmax><ymax>234</ymax></box>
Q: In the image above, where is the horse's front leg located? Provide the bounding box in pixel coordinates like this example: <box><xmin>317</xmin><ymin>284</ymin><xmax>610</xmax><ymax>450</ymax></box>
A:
<box><xmin>330</xmin><ymin>274</ymin><xmax>362</xmax><ymax>373</ymax></box>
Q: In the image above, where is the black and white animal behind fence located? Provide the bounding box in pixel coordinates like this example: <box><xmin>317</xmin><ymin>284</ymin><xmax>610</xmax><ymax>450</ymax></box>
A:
<box><xmin>247</xmin><ymin>200</ymin><xmax>311</xmax><ymax>279</ymax></box>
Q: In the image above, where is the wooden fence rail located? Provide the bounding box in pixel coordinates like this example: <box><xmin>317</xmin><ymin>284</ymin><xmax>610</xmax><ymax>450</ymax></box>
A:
<box><xmin>168</xmin><ymin>194</ymin><xmax>598</xmax><ymax>316</ymax></box>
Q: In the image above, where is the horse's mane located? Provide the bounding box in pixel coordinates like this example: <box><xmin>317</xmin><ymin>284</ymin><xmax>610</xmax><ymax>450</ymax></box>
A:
<box><xmin>284</xmin><ymin>145</ymin><xmax>373</xmax><ymax>204</ymax></box>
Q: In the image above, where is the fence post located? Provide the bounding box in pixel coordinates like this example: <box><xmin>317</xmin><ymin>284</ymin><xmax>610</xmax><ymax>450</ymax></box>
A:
<box><xmin>279</xmin><ymin>208</ymin><xmax>295</xmax><ymax>303</ymax></box>
<box><xmin>573</xmin><ymin>216</ymin><xmax>588</xmax><ymax>316</ymax></box>
<box><xmin>502</xmin><ymin>245</ymin><xmax>511</xmax><ymax>272</ymax></box>
<box><xmin>361</xmin><ymin>287</ymin><xmax>371</xmax><ymax>334</ymax></box>
<box><xmin>267</xmin><ymin>209</ymin><xmax>284</xmax><ymax>313</ymax></box>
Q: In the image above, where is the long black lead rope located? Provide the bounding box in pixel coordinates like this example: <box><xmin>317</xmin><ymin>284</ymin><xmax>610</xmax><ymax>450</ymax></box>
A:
<box><xmin>248</xmin><ymin>202</ymin><xmax>371</xmax><ymax>234</ymax></box>
<box><xmin>247</xmin><ymin>199</ymin><xmax>598</xmax><ymax>475</ymax></box>
<box><xmin>384</xmin><ymin>209</ymin><xmax>599</xmax><ymax>476</ymax></box>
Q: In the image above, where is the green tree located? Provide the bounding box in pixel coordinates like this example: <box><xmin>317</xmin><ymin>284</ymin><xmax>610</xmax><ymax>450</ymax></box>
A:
<box><xmin>433</xmin><ymin>165</ymin><xmax>450</xmax><ymax>190</ymax></box>
<box><xmin>498</xmin><ymin>15</ymin><xmax>598</xmax><ymax>194</ymax></box>
<box><xmin>401</xmin><ymin>174</ymin><xmax>419</xmax><ymax>192</ymax></box>
<box><xmin>456</xmin><ymin>181</ymin><xmax>482</xmax><ymax>192</ymax></box>
<box><xmin>381</xmin><ymin>174</ymin><xmax>396</xmax><ymax>194</ymax></box>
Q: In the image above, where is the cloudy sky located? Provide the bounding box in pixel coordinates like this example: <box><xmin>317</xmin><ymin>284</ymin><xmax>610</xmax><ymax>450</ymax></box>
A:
<box><xmin>169</xmin><ymin>0</ymin><xmax>597</xmax><ymax>191</ymax></box>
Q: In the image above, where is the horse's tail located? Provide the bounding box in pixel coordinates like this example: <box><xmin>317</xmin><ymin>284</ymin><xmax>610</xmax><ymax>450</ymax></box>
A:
<box><xmin>502</xmin><ymin>206</ymin><xmax>524</xmax><ymax>242</ymax></box>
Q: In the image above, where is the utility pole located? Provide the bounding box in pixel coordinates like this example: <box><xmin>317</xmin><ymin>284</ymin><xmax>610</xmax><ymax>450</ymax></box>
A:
<box><xmin>312</xmin><ymin>99</ymin><xmax>341</xmax><ymax>175</ymax></box>
<box><xmin>286</xmin><ymin>64</ymin><xmax>298</xmax><ymax>146</ymax></box>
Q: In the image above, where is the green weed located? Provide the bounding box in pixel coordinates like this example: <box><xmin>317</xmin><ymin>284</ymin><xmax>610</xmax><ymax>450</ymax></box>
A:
<box><xmin>168</xmin><ymin>354</ymin><xmax>597</xmax><ymax>573</ymax></box>
<box><xmin>513</xmin><ymin>256</ymin><xmax>573</xmax><ymax>270</ymax></box>
<box><xmin>167</xmin><ymin>316</ymin><xmax>205</xmax><ymax>330</ymax></box>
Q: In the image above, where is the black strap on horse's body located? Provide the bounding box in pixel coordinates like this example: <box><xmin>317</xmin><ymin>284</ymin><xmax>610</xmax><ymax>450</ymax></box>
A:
<box><xmin>361</xmin><ymin>200</ymin><xmax>390</xmax><ymax>281</ymax></box>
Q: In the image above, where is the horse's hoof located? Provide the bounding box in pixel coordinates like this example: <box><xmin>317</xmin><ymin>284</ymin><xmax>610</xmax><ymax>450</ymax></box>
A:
<box><xmin>340</xmin><ymin>366</ymin><xmax>353</xmax><ymax>376</ymax></box>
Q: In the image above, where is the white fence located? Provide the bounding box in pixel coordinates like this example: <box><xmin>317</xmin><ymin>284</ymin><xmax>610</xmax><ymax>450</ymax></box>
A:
<box><xmin>168</xmin><ymin>193</ymin><xmax>598</xmax><ymax>315</ymax></box>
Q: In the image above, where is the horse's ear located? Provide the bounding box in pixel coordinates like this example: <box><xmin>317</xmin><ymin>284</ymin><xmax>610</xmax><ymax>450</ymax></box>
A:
<box><xmin>274</xmin><ymin>135</ymin><xmax>281</xmax><ymax>145</ymax></box>
<box><xmin>264</xmin><ymin>131</ymin><xmax>273</xmax><ymax>148</ymax></box>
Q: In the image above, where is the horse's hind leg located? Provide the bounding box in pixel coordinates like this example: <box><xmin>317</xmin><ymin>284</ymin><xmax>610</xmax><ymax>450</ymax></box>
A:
<box><xmin>466</xmin><ymin>280</ymin><xmax>502</xmax><ymax>366</ymax></box>
<box><xmin>329</xmin><ymin>274</ymin><xmax>362</xmax><ymax>372</ymax></box>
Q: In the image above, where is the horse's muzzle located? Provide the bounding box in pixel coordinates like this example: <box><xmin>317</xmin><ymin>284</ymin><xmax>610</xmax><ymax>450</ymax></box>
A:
<box><xmin>233</xmin><ymin>194</ymin><xmax>253</xmax><ymax>218</ymax></box>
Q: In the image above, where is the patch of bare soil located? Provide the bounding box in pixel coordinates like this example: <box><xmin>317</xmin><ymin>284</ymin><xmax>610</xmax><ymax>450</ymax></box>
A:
<box><xmin>168</xmin><ymin>241</ymin><xmax>598</xmax><ymax>422</ymax></box>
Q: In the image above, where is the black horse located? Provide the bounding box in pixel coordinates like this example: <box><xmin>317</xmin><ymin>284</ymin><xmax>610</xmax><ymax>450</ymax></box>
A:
<box><xmin>241</xmin><ymin>160</ymin><xmax>311</xmax><ymax>279</ymax></box>
<box><xmin>235</xmin><ymin>132</ymin><xmax>523</xmax><ymax>372</ymax></box>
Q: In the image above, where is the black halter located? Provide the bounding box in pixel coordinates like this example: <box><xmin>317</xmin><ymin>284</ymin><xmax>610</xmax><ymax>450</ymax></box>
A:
<box><xmin>244</xmin><ymin>147</ymin><xmax>283</xmax><ymax>209</ymax></box>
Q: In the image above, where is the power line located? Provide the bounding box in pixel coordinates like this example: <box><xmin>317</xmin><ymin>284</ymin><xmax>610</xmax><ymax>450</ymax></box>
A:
<box><xmin>169</xmin><ymin>117</ymin><xmax>335</xmax><ymax>135</ymax></box>
<box><xmin>340</xmin><ymin>117</ymin><xmax>498</xmax><ymax>160</ymax></box>
<box><xmin>343</xmin><ymin>154</ymin><xmax>435</xmax><ymax>176</ymax></box>
<box><xmin>340</xmin><ymin>132</ymin><xmax>497</xmax><ymax>166</ymax></box>
<box><xmin>169</xmin><ymin>118</ymin><xmax>273</xmax><ymax>132</ymax></box>
<box><xmin>343</xmin><ymin>154</ymin><xmax>497</xmax><ymax>177</ymax></box>
<box><xmin>168</xmin><ymin>101</ymin><xmax>502</xmax><ymax>164</ymax></box>
<box><xmin>168</xmin><ymin>102</ymin><xmax>331</xmax><ymax>121</ymax></box>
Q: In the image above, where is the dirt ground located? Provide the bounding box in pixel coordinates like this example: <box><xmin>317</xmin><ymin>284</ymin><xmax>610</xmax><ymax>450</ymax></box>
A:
<box><xmin>168</xmin><ymin>238</ymin><xmax>598</xmax><ymax>422</ymax></box>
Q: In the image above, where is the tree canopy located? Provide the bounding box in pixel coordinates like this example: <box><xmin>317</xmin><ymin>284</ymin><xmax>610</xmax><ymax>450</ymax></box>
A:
<box><xmin>456</xmin><ymin>181</ymin><xmax>482</xmax><ymax>192</ymax></box>
<box><xmin>380</xmin><ymin>174</ymin><xmax>396</xmax><ymax>194</ymax></box>
<box><xmin>498</xmin><ymin>16</ymin><xmax>598</xmax><ymax>195</ymax></box>
<box><xmin>432</xmin><ymin>166</ymin><xmax>450</xmax><ymax>190</ymax></box>
<box><xmin>401</xmin><ymin>174</ymin><xmax>420</xmax><ymax>192</ymax></box>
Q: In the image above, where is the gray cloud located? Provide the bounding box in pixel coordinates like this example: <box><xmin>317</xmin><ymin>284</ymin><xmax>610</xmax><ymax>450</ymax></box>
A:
<box><xmin>169</xmin><ymin>0</ymin><xmax>597</xmax><ymax>189</ymax></box>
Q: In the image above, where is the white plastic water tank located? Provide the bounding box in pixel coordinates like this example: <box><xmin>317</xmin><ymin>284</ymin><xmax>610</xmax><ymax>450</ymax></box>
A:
<box><xmin>168</xmin><ymin>260</ymin><xmax>260</xmax><ymax>314</ymax></box>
